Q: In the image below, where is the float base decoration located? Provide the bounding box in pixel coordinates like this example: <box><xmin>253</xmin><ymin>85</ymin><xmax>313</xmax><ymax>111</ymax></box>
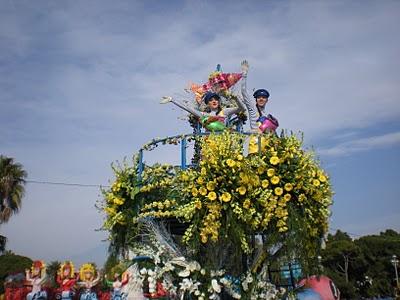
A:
<box><xmin>102</xmin><ymin>130</ymin><xmax>334</xmax><ymax>299</ymax></box>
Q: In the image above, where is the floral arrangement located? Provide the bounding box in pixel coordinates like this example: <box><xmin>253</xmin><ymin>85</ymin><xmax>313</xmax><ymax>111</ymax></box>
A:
<box><xmin>102</xmin><ymin>130</ymin><xmax>333</xmax><ymax>296</ymax></box>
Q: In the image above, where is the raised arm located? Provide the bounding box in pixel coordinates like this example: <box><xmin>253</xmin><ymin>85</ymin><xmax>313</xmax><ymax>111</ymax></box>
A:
<box><xmin>160</xmin><ymin>96</ymin><xmax>204</xmax><ymax>119</ymax></box>
<box><xmin>240</xmin><ymin>60</ymin><xmax>259</xmax><ymax>130</ymax></box>
<box><xmin>222</xmin><ymin>94</ymin><xmax>246</xmax><ymax>118</ymax></box>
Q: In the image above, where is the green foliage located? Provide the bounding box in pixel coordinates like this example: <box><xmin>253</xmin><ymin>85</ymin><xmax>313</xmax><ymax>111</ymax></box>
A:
<box><xmin>46</xmin><ymin>261</ymin><xmax>61</xmax><ymax>288</ymax></box>
<box><xmin>321</xmin><ymin>229</ymin><xmax>400</xmax><ymax>298</ymax></box>
<box><xmin>0</xmin><ymin>155</ymin><xmax>27</xmax><ymax>224</ymax></box>
<box><xmin>0</xmin><ymin>251</ymin><xmax>32</xmax><ymax>293</ymax></box>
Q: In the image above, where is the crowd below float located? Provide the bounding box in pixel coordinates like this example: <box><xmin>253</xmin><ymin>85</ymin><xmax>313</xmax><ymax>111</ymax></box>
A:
<box><xmin>3</xmin><ymin>61</ymin><xmax>340</xmax><ymax>300</ymax></box>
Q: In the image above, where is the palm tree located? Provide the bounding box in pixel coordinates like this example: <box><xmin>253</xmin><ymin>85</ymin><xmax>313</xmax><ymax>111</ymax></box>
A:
<box><xmin>0</xmin><ymin>155</ymin><xmax>27</xmax><ymax>224</ymax></box>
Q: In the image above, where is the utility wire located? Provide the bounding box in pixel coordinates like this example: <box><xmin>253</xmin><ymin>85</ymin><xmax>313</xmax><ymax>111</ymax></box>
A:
<box><xmin>26</xmin><ymin>180</ymin><xmax>109</xmax><ymax>188</ymax></box>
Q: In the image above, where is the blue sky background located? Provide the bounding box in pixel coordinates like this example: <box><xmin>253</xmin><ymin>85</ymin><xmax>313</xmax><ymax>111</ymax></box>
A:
<box><xmin>1</xmin><ymin>0</ymin><xmax>399</xmax><ymax>267</ymax></box>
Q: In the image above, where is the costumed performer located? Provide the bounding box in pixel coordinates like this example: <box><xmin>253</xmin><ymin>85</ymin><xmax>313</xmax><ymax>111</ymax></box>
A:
<box><xmin>105</xmin><ymin>272</ymin><xmax>129</xmax><ymax>300</ymax></box>
<box><xmin>56</xmin><ymin>261</ymin><xmax>78</xmax><ymax>300</ymax></box>
<box><xmin>25</xmin><ymin>260</ymin><xmax>47</xmax><ymax>300</ymax></box>
<box><xmin>77</xmin><ymin>263</ymin><xmax>100</xmax><ymax>300</ymax></box>
<box><xmin>161</xmin><ymin>91</ymin><xmax>245</xmax><ymax>132</ymax></box>
<box><xmin>240</xmin><ymin>60</ymin><xmax>279</xmax><ymax>154</ymax></box>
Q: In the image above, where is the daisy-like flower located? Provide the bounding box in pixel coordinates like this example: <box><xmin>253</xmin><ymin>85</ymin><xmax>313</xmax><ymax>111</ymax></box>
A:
<box><xmin>207</xmin><ymin>191</ymin><xmax>217</xmax><ymax>201</ymax></box>
<box><xmin>226</xmin><ymin>159</ymin><xmax>236</xmax><ymax>167</ymax></box>
<box><xmin>236</xmin><ymin>154</ymin><xmax>243</xmax><ymax>161</ymax></box>
<box><xmin>267</xmin><ymin>168</ymin><xmax>275</xmax><ymax>177</ymax></box>
<box><xmin>274</xmin><ymin>187</ymin><xmax>283</xmax><ymax>196</ymax></box>
<box><xmin>243</xmin><ymin>199</ymin><xmax>251</xmax><ymax>209</ymax></box>
<box><xmin>220</xmin><ymin>192</ymin><xmax>232</xmax><ymax>202</ymax></box>
<box><xmin>298</xmin><ymin>194</ymin><xmax>307</xmax><ymax>202</ymax></box>
<box><xmin>197</xmin><ymin>177</ymin><xmax>204</xmax><ymax>185</ymax></box>
<box><xmin>262</xmin><ymin>179</ymin><xmax>269</xmax><ymax>188</ymax></box>
<box><xmin>207</xmin><ymin>181</ymin><xmax>216</xmax><ymax>191</ymax></box>
<box><xmin>270</xmin><ymin>156</ymin><xmax>280</xmax><ymax>165</ymax></box>
<box><xmin>313</xmin><ymin>179</ymin><xmax>321</xmax><ymax>187</ymax></box>
<box><xmin>238</xmin><ymin>186</ymin><xmax>247</xmax><ymax>195</ymax></box>
<box><xmin>271</xmin><ymin>176</ymin><xmax>280</xmax><ymax>185</ymax></box>
<box><xmin>194</xmin><ymin>200</ymin><xmax>202</xmax><ymax>209</ymax></box>
<box><xmin>284</xmin><ymin>183</ymin><xmax>293</xmax><ymax>191</ymax></box>
<box><xmin>199</xmin><ymin>187</ymin><xmax>208</xmax><ymax>196</ymax></box>
<box><xmin>319</xmin><ymin>174</ymin><xmax>327</xmax><ymax>182</ymax></box>
<box><xmin>283</xmin><ymin>193</ymin><xmax>292</xmax><ymax>201</ymax></box>
<box><xmin>257</xmin><ymin>166</ymin><xmax>265</xmax><ymax>174</ymax></box>
<box><xmin>192</xmin><ymin>187</ymin><xmax>198</xmax><ymax>197</ymax></box>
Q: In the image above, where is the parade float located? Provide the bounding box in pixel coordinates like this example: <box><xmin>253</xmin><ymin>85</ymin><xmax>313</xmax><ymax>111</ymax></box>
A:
<box><xmin>100</xmin><ymin>62</ymin><xmax>339</xmax><ymax>300</ymax></box>
<box><xmin>2</xmin><ymin>62</ymin><xmax>338</xmax><ymax>300</ymax></box>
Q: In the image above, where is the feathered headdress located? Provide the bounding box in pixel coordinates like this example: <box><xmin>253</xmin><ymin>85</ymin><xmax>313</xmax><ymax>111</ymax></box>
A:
<box><xmin>79</xmin><ymin>263</ymin><xmax>96</xmax><ymax>281</ymax></box>
<box><xmin>59</xmin><ymin>261</ymin><xmax>75</xmax><ymax>279</ymax></box>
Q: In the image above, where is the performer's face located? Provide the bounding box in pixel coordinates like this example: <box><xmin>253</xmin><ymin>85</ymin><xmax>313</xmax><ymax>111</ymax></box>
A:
<box><xmin>85</xmin><ymin>271</ymin><xmax>93</xmax><ymax>280</ymax></box>
<box><xmin>208</xmin><ymin>98</ymin><xmax>220</xmax><ymax>110</ymax></box>
<box><xmin>32</xmin><ymin>267</ymin><xmax>41</xmax><ymax>276</ymax></box>
<box><xmin>256</xmin><ymin>96</ymin><xmax>268</xmax><ymax>108</ymax></box>
<box><xmin>63</xmin><ymin>267</ymin><xmax>71</xmax><ymax>277</ymax></box>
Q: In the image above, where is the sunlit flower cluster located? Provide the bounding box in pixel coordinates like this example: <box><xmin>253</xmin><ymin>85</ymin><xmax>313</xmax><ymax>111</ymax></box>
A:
<box><xmin>136</xmin><ymin>131</ymin><xmax>333</xmax><ymax>254</ymax></box>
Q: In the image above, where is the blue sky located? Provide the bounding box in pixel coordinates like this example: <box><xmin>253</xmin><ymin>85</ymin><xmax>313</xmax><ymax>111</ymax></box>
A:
<box><xmin>1</xmin><ymin>0</ymin><xmax>399</xmax><ymax>266</ymax></box>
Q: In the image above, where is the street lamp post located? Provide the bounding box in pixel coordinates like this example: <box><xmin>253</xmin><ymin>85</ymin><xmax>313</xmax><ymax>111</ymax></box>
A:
<box><xmin>391</xmin><ymin>254</ymin><xmax>399</xmax><ymax>287</ymax></box>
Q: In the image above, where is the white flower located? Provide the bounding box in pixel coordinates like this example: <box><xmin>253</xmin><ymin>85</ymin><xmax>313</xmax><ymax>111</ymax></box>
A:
<box><xmin>200</xmin><ymin>269</ymin><xmax>206</xmax><ymax>275</ymax></box>
<box><xmin>139</xmin><ymin>268</ymin><xmax>147</xmax><ymax>275</ymax></box>
<box><xmin>178</xmin><ymin>269</ymin><xmax>191</xmax><ymax>277</ymax></box>
<box><xmin>148</xmin><ymin>270</ymin><xmax>154</xmax><ymax>276</ymax></box>
<box><xmin>211</xmin><ymin>279</ymin><xmax>221</xmax><ymax>293</ymax></box>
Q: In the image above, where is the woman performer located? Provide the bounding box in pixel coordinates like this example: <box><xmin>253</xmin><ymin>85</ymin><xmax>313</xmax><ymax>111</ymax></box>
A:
<box><xmin>105</xmin><ymin>272</ymin><xmax>129</xmax><ymax>300</ymax></box>
<box><xmin>240</xmin><ymin>60</ymin><xmax>279</xmax><ymax>153</ymax></box>
<box><xmin>161</xmin><ymin>91</ymin><xmax>246</xmax><ymax>132</ymax></box>
<box><xmin>25</xmin><ymin>261</ymin><xmax>47</xmax><ymax>300</ymax></box>
<box><xmin>77</xmin><ymin>264</ymin><xmax>100</xmax><ymax>300</ymax></box>
<box><xmin>56</xmin><ymin>261</ymin><xmax>78</xmax><ymax>300</ymax></box>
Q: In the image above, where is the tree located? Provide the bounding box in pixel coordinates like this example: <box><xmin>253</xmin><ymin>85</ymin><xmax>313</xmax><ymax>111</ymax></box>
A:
<box><xmin>0</xmin><ymin>235</ymin><xmax>6</xmax><ymax>253</ymax></box>
<box><xmin>0</xmin><ymin>156</ymin><xmax>27</xmax><ymax>224</ymax></box>
<box><xmin>0</xmin><ymin>251</ymin><xmax>32</xmax><ymax>294</ymax></box>
<box><xmin>46</xmin><ymin>261</ymin><xmax>61</xmax><ymax>288</ymax></box>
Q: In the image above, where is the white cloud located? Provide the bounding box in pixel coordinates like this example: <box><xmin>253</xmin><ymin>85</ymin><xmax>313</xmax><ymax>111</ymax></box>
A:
<box><xmin>319</xmin><ymin>131</ymin><xmax>400</xmax><ymax>156</ymax></box>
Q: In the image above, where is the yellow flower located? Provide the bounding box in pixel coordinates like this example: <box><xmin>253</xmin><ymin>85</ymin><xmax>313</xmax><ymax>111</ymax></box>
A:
<box><xmin>243</xmin><ymin>199</ymin><xmax>251</xmax><ymax>209</ymax></box>
<box><xmin>261</xmin><ymin>179</ymin><xmax>269</xmax><ymax>188</ymax></box>
<box><xmin>181</xmin><ymin>173</ymin><xmax>189</xmax><ymax>181</ymax></box>
<box><xmin>192</xmin><ymin>187</ymin><xmax>199</xmax><ymax>196</ymax></box>
<box><xmin>220</xmin><ymin>192</ymin><xmax>232</xmax><ymax>202</ymax></box>
<box><xmin>313</xmin><ymin>179</ymin><xmax>321</xmax><ymax>187</ymax></box>
<box><xmin>207</xmin><ymin>191</ymin><xmax>217</xmax><ymax>201</ymax></box>
<box><xmin>283</xmin><ymin>193</ymin><xmax>292</xmax><ymax>201</ymax></box>
<box><xmin>201</xmin><ymin>234</ymin><xmax>208</xmax><ymax>243</ymax></box>
<box><xmin>270</xmin><ymin>156</ymin><xmax>280</xmax><ymax>165</ymax></box>
<box><xmin>274</xmin><ymin>187</ymin><xmax>283</xmax><ymax>196</ymax></box>
<box><xmin>194</xmin><ymin>200</ymin><xmax>202</xmax><ymax>209</ymax></box>
<box><xmin>199</xmin><ymin>187</ymin><xmax>208</xmax><ymax>196</ymax></box>
<box><xmin>267</xmin><ymin>168</ymin><xmax>275</xmax><ymax>177</ymax></box>
<box><xmin>238</xmin><ymin>186</ymin><xmax>247</xmax><ymax>195</ymax></box>
<box><xmin>226</xmin><ymin>159</ymin><xmax>236</xmax><ymax>167</ymax></box>
<box><xmin>237</xmin><ymin>154</ymin><xmax>243</xmax><ymax>161</ymax></box>
<box><xmin>298</xmin><ymin>194</ymin><xmax>307</xmax><ymax>202</ymax></box>
<box><xmin>284</xmin><ymin>183</ymin><xmax>293</xmax><ymax>191</ymax></box>
<box><xmin>113</xmin><ymin>198</ymin><xmax>125</xmax><ymax>206</ymax></box>
<box><xmin>201</xmin><ymin>168</ymin><xmax>207</xmax><ymax>176</ymax></box>
<box><xmin>257</xmin><ymin>166</ymin><xmax>265</xmax><ymax>175</ymax></box>
<box><xmin>271</xmin><ymin>176</ymin><xmax>280</xmax><ymax>185</ymax></box>
<box><xmin>319</xmin><ymin>174</ymin><xmax>327</xmax><ymax>182</ymax></box>
<box><xmin>207</xmin><ymin>181</ymin><xmax>216</xmax><ymax>191</ymax></box>
<box><xmin>197</xmin><ymin>177</ymin><xmax>204</xmax><ymax>185</ymax></box>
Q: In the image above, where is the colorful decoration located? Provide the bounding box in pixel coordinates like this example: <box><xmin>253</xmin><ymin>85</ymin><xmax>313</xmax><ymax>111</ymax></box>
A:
<box><xmin>258</xmin><ymin>114</ymin><xmax>279</xmax><ymax>133</ymax></box>
<box><xmin>78</xmin><ymin>263</ymin><xmax>100</xmax><ymax>300</ymax></box>
<box><xmin>56</xmin><ymin>261</ymin><xmax>78</xmax><ymax>300</ymax></box>
<box><xmin>25</xmin><ymin>261</ymin><xmax>47</xmax><ymax>300</ymax></box>
<box><xmin>190</xmin><ymin>71</ymin><xmax>242</xmax><ymax>101</ymax></box>
<box><xmin>297</xmin><ymin>275</ymin><xmax>340</xmax><ymax>300</ymax></box>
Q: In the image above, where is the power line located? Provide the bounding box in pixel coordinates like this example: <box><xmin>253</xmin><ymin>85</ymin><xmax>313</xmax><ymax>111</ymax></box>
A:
<box><xmin>26</xmin><ymin>180</ymin><xmax>109</xmax><ymax>188</ymax></box>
